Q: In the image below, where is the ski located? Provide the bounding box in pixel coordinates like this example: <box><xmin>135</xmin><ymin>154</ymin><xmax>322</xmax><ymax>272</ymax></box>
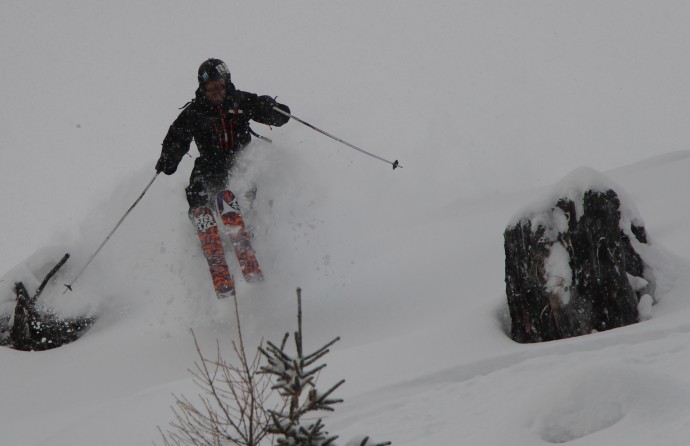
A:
<box><xmin>190</xmin><ymin>206</ymin><xmax>236</xmax><ymax>299</ymax></box>
<box><xmin>215</xmin><ymin>190</ymin><xmax>264</xmax><ymax>283</ymax></box>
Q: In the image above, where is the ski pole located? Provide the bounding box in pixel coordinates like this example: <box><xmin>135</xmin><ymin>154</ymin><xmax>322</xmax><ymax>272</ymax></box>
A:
<box><xmin>273</xmin><ymin>106</ymin><xmax>401</xmax><ymax>170</ymax></box>
<box><xmin>64</xmin><ymin>171</ymin><xmax>160</xmax><ymax>292</ymax></box>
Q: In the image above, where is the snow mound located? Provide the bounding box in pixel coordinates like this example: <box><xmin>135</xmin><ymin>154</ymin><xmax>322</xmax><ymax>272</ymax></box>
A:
<box><xmin>535</xmin><ymin>362</ymin><xmax>690</xmax><ymax>443</ymax></box>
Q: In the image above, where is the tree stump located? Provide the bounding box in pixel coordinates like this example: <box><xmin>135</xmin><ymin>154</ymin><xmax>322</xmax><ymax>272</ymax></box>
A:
<box><xmin>0</xmin><ymin>253</ymin><xmax>95</xmax><ymax>351</ymax></box>
<box><xmin>504</xmin><ymin>179</ymin><xmax>653</xmax><ymax>343</ymax></box>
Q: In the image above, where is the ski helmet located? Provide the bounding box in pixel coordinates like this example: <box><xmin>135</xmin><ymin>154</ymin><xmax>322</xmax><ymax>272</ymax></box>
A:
<box><xmin>197</xmin><ymin>58</ymin><xmax>231</xmax><ymax>87</ymax></box>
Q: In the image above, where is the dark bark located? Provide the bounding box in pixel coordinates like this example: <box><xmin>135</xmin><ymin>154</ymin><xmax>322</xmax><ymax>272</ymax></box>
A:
<box><xmin>1</xmin><ymin>254</ymin><xmax>94</xmax><ymax>351</ymax></box>
<box><xmin>505</xmin><ymin>189</ymin><xmax>651</xmax><ymax>343</ymax></box>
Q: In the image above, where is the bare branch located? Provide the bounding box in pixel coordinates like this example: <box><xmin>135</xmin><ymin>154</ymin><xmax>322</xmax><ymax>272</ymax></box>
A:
<box><xmin>159</xmin><ymin>287</ymin><xmax>389</xmax><ymax>446</ymax></box>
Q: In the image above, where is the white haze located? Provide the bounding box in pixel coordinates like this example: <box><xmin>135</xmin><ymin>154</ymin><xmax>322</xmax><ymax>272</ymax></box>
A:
<box><xmin>2</xmin><ymin>1</ymin><xmax>690</xmax><ymax>445</ymax></box>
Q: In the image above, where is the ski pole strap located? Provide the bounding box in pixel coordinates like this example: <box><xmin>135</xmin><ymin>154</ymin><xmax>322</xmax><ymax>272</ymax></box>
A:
<box><xmin>249</xmin><ymin>127</ymin><xmax>272</xmax><ymax>144</ymax></box>
<box><xmin>273</xmin><ymin>106</ymin><xmax>402</xmax><ymax>170</ymax></box>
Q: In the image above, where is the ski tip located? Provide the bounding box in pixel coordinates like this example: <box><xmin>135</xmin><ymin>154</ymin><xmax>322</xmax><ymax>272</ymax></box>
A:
<box><xmin>244</xmin><ymin>271</ymin><xmax>264</xmax><ymax>283</ymax></box>
<box><xmin>216</xmin><ymin>289</ymin><xmax>236</xmax><ymax>299</ymax></box>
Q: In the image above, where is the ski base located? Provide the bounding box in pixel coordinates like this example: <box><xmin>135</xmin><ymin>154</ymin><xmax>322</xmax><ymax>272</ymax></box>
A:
<box><xmin>190</xmin><ymin>190</ymin><xmax>265</xmax><ymax>299</ymax></box>
<box><xmin>190</xmin><ymin>206</ymin><xmax>236</xmax><ymax>299</ymax></box>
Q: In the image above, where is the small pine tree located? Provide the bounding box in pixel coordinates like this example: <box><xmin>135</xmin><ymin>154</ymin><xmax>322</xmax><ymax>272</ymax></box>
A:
<box><xmin>159</xmin><ymin>288</ymin><xmax>390</xmax><ymax>446</ymax></box>
<box><xmin>259</xmin><ymin>288</ymin><xmax>344</xmax><ymax>446</ymax></box>
<box><xmin>259</xmin><ymin>288</ymin><xmax>390</xmax><ymax>446</ymax></box>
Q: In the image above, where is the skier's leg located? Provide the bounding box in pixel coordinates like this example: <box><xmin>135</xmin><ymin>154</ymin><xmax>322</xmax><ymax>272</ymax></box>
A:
<box><xmin>186</xmin><ymin>163</ymin><xmax>235</xmax><ymax>298</ymax></box>
<box><xmin>186</xmin><ymin>161</ymin><xmax>228</xmax><ymax>210</ymax></box>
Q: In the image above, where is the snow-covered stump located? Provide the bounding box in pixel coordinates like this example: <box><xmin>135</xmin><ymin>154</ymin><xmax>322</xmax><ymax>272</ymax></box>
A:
<box><xmin>504</xmin><ymin>168</ymin><xmax>654</xmax><ymax>343</ymax></box>
<box><xmin>0</xmin><ymin>254</ymin><xmax>95</xmax><ymax>351</ymax></box>
<box><xmin>5</xmin><ymin>281</ymin><xmax>95</xmax><ymax>351</ymax></box>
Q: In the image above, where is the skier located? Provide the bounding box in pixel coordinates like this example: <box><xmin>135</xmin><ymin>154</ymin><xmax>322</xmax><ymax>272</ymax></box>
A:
<box><xmin>155</xmin><ymin>58</ymin><xmax>290</xmax><ymax>298</ymax></box>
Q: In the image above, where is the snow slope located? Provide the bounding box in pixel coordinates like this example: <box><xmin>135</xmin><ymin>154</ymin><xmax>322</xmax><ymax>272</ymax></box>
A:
<box><xmin>2</xmin><ymin>1</ymin><xmax>690</xmax><ymax>445</ymax></box>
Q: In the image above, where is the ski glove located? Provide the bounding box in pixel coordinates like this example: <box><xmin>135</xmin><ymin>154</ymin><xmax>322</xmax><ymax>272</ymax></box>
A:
<box><xmin>155</xmin><ymin>154</ymin><xmax>178</xmax><ymax>175</ymax></box>
<box><xmin>272</xmin><ymin>102</ymin><xmax>291</xmax><ymax>126</ymax></box>
<box><xmin>252</xmin><ymin>96</ymin><xmax>290</xmax><ymax>127</ymax></box>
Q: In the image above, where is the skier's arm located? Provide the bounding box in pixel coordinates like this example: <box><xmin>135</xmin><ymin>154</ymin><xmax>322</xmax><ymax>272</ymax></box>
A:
<box><xmin>246</xmin><ymin>93</ymin><xmax>290</xmax><ymax>127</ymax></box>
<box><xmin>156</xmin><ymin>113</ymin><xmax>194</xmax><ymax>175</ymax></box>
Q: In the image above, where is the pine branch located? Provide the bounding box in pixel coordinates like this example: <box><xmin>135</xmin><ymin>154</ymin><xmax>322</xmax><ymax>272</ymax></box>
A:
<box><xmin>308</xmin><ymin>379</ymin><xmax>345</xmax><ymax>411</ymax></box>
<box><xmin>159</xmin><ymin>287</ymin><xmax>390</xmax><ymax>446</ymax></box>
<box><xmin>359</xmin><ymin>437</ymin><xmax>393</xmax><ymax>446</ymax></box>
<box><xmin>301</xmin><ymin>336</ymin><xmax>340</xmax><ymax>367</ymax></box>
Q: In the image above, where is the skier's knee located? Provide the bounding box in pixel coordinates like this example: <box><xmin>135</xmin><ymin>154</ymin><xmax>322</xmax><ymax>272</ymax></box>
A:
<box><xmin>186</xmin><ymin>185</ymin><xmax>210</xmax><ymax>210</ymax></box>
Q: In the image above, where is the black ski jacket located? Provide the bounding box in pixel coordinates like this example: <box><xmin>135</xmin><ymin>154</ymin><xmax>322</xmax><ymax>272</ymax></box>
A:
<box><xmin>156</xmin><ymin>83</ymin><xmax>290</xmax><ymax>175</ymax></box>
